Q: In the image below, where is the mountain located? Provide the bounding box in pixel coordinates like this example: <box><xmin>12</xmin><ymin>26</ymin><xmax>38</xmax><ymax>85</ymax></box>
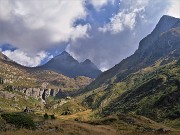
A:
<box><xmin>0</xmin><ymin>15</ymin><xmax>180</xmax><ymax>134</ymax></box>
<box><xmin>85</xmin><ymin>15</ymin><xmax>180</xmax><ymax>91</ymax></box>
<box><xmin>0</xmin><ymin>51</ymin><xmax>92</xmax><ymax>100</ymax></box>
<box><xmin>81</xmin><ymin>15</ymin><xmax>180</xmax><ymax>126</ymax></box>
<box><xmin>39</xmin><ymin>51</ymin><xmax>102</xmax><ymax>78</ymax></box>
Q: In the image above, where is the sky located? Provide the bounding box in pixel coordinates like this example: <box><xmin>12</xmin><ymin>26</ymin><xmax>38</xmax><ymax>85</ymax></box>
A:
<box><xmin>0</xmin><ymin>0</ymin><xmax>179</xmax><ymax>71</ymax></box>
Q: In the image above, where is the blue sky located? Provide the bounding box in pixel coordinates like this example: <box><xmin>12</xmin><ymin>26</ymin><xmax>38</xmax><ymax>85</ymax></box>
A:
<box><xmin>0</xmin><ymin>0</ymin><xmax>179</xmax><ymax>71</ymax></box>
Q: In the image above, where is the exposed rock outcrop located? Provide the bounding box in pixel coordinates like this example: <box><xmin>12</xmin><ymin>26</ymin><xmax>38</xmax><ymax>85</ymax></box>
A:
<box><xmin>1</xmin><ymin>85</ymin><xmax>66</xmax><ymax>102</ymax></box>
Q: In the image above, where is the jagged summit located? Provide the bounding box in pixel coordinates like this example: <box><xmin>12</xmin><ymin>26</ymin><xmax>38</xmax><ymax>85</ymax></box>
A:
<box><xmin>59</xmin><ymin>51</ymin><xmax>70</xmax><ymax>56</ymax></box>
<box><xmin>54</xmin><ymin>51</ymin><xmax>72</xmax><ymax>59</ymax></box>
<box><xmin>83</xmin><ymin>59</ymin><xmax>92</xmax><ymax>64</ymax></box>
<box><xmin>138</xmin><ymin>15</ymin><xmax>179</xmax><ymax>52</ymax></box>
<box><xmin>81</xmin><ymin>59</ymin><xmax>99</xmax><ymax>70</ymax></box>
<box><xmin>39</xmin><ymin>51</ymin><xmax>102</xmax><ymax>78</ymax></box>
<box><xmin>152</xmin><ymin>15</ymin><xmax>179</xmax><ymax>35</ymax></box>
<box><xmin>81</xmin><ymin>59</ymin><xmax>95</xmax><ymax>66</ymax></box>
<box><xmin>53</xmin><ymin>51</ymin><xmax>79</xmax><ymax>64</ymax></box>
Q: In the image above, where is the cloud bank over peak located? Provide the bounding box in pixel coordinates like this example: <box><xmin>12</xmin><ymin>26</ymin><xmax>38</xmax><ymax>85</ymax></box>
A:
<box><xmin>0</xmin><ymin>0</ymin><xmax>179</xmax><ymax>69</ymax></box>
<box><xmin>67</xmin><ymin>0</ymin><xmax>176</xmax><ymax>71</ymax></box>
<box><xmin>2</xmin><ymin>49</ymin><xmax>53</xmax><ymax>67</ymax></box>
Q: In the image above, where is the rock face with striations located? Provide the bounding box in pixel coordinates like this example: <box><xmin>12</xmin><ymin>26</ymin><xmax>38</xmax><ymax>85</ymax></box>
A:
<box><xmin>39</xmin><ymin>51</ymin><xmax>102</xmax><ymax>78</ymax></box>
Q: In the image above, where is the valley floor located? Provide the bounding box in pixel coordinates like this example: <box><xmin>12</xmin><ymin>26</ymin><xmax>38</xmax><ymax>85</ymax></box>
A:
<box><xmin>1</xmin><ymin>121</ymin><xmax>180</xmax><ymax>135</ymax></box>
<box><xmin>0</xmin><ymin>109</ymin><xmax>180</xmax><ymax>135</ymax></box>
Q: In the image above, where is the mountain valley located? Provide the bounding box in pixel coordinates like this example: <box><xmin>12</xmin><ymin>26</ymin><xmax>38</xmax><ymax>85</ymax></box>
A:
<box><xmin>0</xmin><ymin>15</ymin><xmax>180</xmax><ymax>135</ymax></box>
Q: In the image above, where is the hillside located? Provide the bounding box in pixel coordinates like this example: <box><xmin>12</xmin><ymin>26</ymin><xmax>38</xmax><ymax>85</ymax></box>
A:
<box><xmin>85</xmin><ymin>15</ymin><xmax>180</xmax><ymax>91</ymax></box>
<box><xmin>80</xmin><ymin>15</ymin><xmax>180</xmax><ymax>128</ymax></box>
<box><xmin>102</xmin><ymin>61</ymin><xmax>180</xmax><ymax>122</ymax></box>
<box><xmin>0</xmin><ymin>55</ymin><xmax>92</xmax><ymax>102</ymax></box>
<box><xmin>0</xmin><ymin>15</ymin><xmax>179</xmax><ymax>135</ymax></box>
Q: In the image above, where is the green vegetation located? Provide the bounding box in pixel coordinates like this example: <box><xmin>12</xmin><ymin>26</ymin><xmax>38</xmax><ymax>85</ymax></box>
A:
<box><xmin>81</xmin><ymin>60</ymin><xmax>180</xmax><ymax>129</ymax></box>
<box><xmin>50</xmin><ymin>114</ymin><xmax>56</xmax><ymax>119</ymax></box>
<box><xmin>0</xmin><ymin>18</ymin><xmax>179</xmax><ymax>134</ymax></box>
<box><xmin>1</xmin><ymin>113</ymin><xmax>36</xmax><ymax>129</ymax></box>
<box><xmin>44</xmin><ymin>113</ymin><xmax>49</xmax><ymax>119</ymax></box>
<box><xmin>102</xmin><ymin>61</ymin><xmax>180</xmax><ymax>122</ymax></box>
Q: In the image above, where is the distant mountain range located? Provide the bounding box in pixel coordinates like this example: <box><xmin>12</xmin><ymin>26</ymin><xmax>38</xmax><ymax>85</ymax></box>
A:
<box><xmin>38</xmin><ymin>51</ymin><xmax>102</xmax><ymax>78</ymax></box>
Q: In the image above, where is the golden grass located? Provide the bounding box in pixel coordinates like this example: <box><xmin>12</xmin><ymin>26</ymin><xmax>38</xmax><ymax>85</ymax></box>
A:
<box><xmin>1</xmin><ymin>110</ymin><xmax>180</xmax><ymax>135</ymax></box>
<box><xmin>56</xmin><ymin>109</ymin><xmax>92</xmax><ymax>121</ymax></box>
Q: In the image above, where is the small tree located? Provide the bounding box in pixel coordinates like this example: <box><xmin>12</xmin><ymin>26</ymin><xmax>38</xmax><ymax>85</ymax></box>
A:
<box><xmin>0</xmin><ymin>77</ymin><xmax>3</xmax><ymax>84</ymax></box>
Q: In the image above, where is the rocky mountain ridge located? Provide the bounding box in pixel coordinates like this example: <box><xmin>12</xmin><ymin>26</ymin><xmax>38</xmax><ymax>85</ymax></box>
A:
<box><xmin>39</xmin><ymin>51</ymin><xmax>102</xmax><ymax>78</ymax></box>
<box><xmin>0</xmin><ymin>54</ymin><xmax>92</xmax><ymax>103</ymax></box>
<box><xmin>85</xmin><ymin>15</ymin><xmax>180</xmax><ymax>91</ymax></box>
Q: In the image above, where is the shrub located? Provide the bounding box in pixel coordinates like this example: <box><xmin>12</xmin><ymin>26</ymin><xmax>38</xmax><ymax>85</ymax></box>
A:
<box><xmin>44</xmin><ymin>113</ymin><xmax>49</xmax><ymax>119</ymax></box>
<box><xmin>1</xmin><ymin>113</ymin><xmax>36</xmax><ymax>129</ymax></box>
<box><xmin>50</xmin><ymin>114</ymin><xmax>56</xmax><ymax>119</ymax></box>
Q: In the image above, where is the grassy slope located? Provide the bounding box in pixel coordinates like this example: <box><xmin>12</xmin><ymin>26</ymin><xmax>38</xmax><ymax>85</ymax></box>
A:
<box><xmin>81</xmin><ymin>60</ymin><xmax>180</xmax><ymax>128</ymax></box>
<box><xmin>0</xmin><ymin>59</ymin><xmax>92</xmax><ymax>91</ymax></box>
<box><xmin>108</xmin><ymin>61</ymin><xmax>180</xmax><ymax>127</ymax></box>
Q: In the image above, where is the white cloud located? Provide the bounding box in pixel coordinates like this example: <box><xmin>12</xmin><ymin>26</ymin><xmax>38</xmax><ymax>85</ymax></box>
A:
<box><xmin>0</xmin><ymin>0</ymin><xmax>88</xmax><ymax>53</ymax></box>
<box><xmin>2</xmin><ymin>49</ymin><xmax>51</xmax><ymax>67</ymax></box>
<box><xmin>167</xmin><ymin>0</ymin><xmax>180</xmax><ymax>18</ymax></box>
<box><xmin>70</xmin><ymin>24</ymin><xmax>91</xmax><ymax>41</ymax></box>
<box><xmin>90</xmin><ymin>0</ymin><xmax>115</xmax><ymax>10</ymax></box>
<box><xmin>100</xmin><ymin>0</ymin><xmax>179</xmax><ymax>34</ymax></box>
<box><xmin>99</xmin><ymin>0</ymin><xmax>149</xmax><ymax>33</ymax></box>
<box><xmin>99</xmin><ymin>11</ymin><xmax>137</xmax><ymax>33</ymax></box>
<box><xmin>67</xmin><ymin>0</ymin><xmax>172</xmax><ymax>70</ymax></box>
<box><xmin>0</xmin><ymin>0</ymin><xmax>177</xmax><ymax>70</ymax></box>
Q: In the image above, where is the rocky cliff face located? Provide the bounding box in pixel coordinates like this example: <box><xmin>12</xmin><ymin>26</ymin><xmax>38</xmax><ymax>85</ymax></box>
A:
<box><xmin>1</xmin><ymin>84</ymin><xmax>69</xmax><ymax>103</ymax></box>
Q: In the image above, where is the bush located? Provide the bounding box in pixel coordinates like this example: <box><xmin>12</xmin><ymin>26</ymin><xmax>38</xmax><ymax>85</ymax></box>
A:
<box><xmin>50</xmin><ymin>114</ymin><xmax>56</xmax><ymax>119</ymax></box>
<box><xmin>167</xmin><ymin>110</ymin><xmax>180</xmax><ymax>120</ymax></box>
<box><xmin>1</xmin><ymin>113</ymin><xmax>36</xmax><ymax>129</ymax></box>
<box><xmin>44</xmin><ymin>113</ymin><xmax>49</xmax><ymax>119</ymax></box>
<box><xmin>61</xmin><ymin>111</ymin><xmax>71</xmax><ymax>115</ymax></box>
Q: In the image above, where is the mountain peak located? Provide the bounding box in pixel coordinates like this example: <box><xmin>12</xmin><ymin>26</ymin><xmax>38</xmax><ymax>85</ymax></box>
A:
<box><xmin>161</xmin><ymin>15</ymin><xmax>175</xmax><ymax>19</ymax></box>
<box><xmin>41</xmin><ymin>51</ymin><xmax>102</xmax><ymax>78</ymax></box>
<box><xmin>60</xmin><ymin>51</ymin><xmax>70</xmax><ymax>56</ymax></box>
<box><xmin>81</xmin><ymin>59</ymin><xmax>96</xmax><ymax>67</ymax></box>
<box><xmin>152</xmin><ymin>15</ymin><xmax>179</xmax><ymax>35</ymax></box>
<box><xmin>81</xmin><ymin>59</ymin><xmax>101</xmax><ymax>73</ymax></box>
<box><xmin>83</xmin><ymin>59</ymin><xmax>93</xmax><ymax>64</ymax></box>
<box><xmin>54</xmin><ymin>51</ymin><xmax>73</xmax><ymax>60</ymax></box>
